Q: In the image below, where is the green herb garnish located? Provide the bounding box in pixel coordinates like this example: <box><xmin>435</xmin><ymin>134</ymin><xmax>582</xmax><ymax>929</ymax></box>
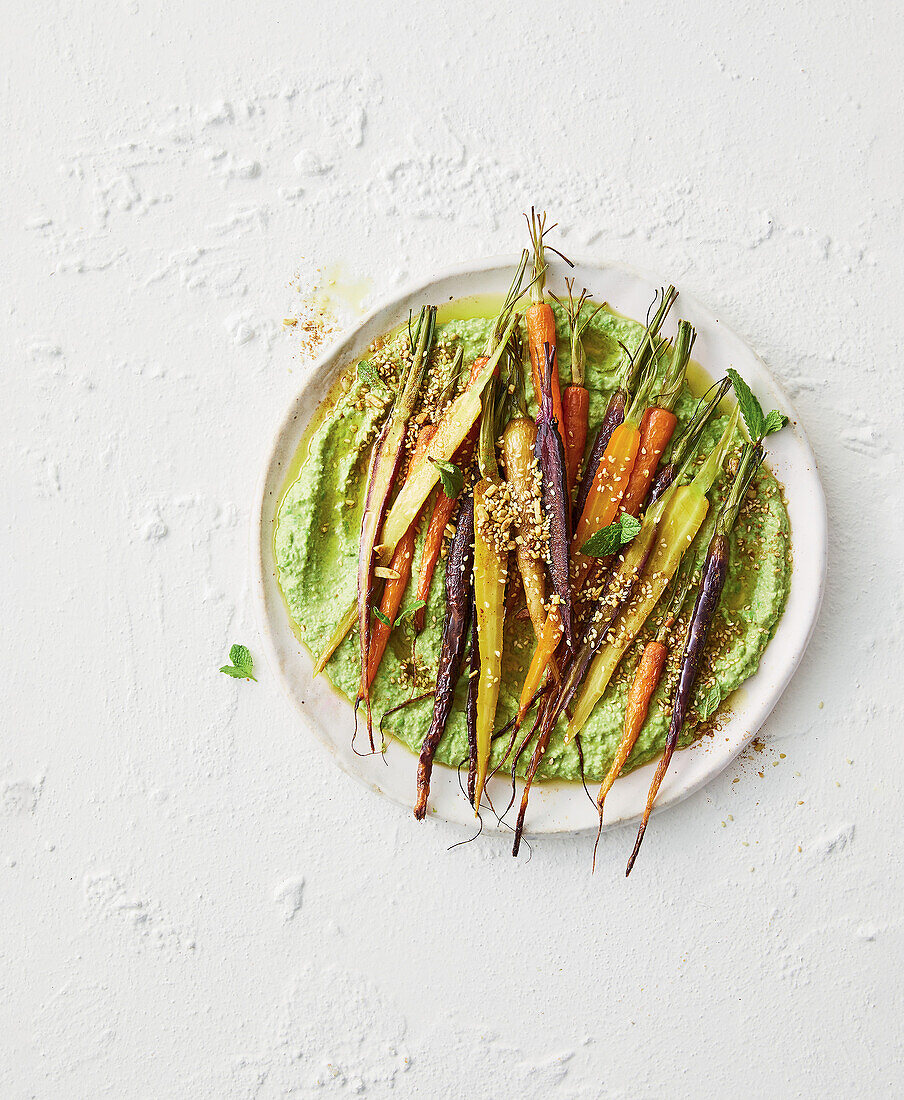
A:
<box><xmin>357</xmin><ymin>359</ymin><xmax>385</xmax><ymax>390</ymax></box>
<box><xmin>429</xmin><ymin>457</ymin><xmax>464</xmax><ymax>499</ymax></box>
<box><xmin>727</xmin><ymin>369</ymin><xmax>788</xmax><ymax>442</ymax></box>
<box><xmin>581</xmin><ymin>513</ymin><xmax>641</xmax><ymax>557</ymax></box>
<box><xmin>220</xmin><ymin>643</ymin><xmax>256</xmax><ymax>681</ymax></box>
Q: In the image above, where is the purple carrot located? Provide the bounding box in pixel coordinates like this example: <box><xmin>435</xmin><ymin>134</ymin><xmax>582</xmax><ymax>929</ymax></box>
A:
<box><xmin>465</xmin><ymin>588</ymin><xmax>479</xmax><ymax>807</ymax></box>
<box><xmin>627</xmin><ymin>438</ymin><xmax>765</xmax><ymax>874</ymax></box>
<box><xmin>648</xmin><ymin>378</ymin><xmax>731</xmax><ymax>506</ymax></box>
<box><xmin>357</xmin><ymin>306</ymin><xmax>436</xmax><ymax>750</ymax></box>
<box><xmin>573</xmin><ymin>389</ymin><xmax>625</xmax><ymax>528</ymax></box>
<box><xmin>414</xmin><ymin>492</ymin><xmax>475</xmax><ymax>820</ymax></box>
<box><xmin>535</xmin><ymin>342</ymin><xmax>573</xmax><ymax>647</ymax></box>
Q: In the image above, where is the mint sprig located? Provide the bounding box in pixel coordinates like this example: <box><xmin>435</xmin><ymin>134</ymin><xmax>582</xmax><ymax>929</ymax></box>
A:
<box><xmin>220</xmin><ymin>643</ymin><xmax>256</xmax><ymax>681</ymax></box>
<box><xmin>581</xmin><ymin>513</ymin><xmax>641</xmax><ymax>558</ymax></box>
<box><xmin>727</xmin><ymin>369</ymin><xmax>788</xmax><ymax>442</ymax></box>
<box><xmin>429</xmin><ymin>457</ymin><xmax>464</xmax><ymax>499</ymax></box>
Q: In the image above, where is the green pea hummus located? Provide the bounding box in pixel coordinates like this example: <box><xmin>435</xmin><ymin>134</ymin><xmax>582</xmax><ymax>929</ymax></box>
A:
<box><xmin>275</xmin><ymin>302</ymin><xmax>791</xmax><ymax>782</ymax></box>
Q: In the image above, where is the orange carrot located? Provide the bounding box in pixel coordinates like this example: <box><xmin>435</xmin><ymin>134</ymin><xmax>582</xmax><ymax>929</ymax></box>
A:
<box><xmin>618</xmin><ymin>319</ymin><xmax>694</xmax><ymax>518</ymax></box>
<box><xmin>562</xmin><ymin>383</ymin><xmax>589</xmax><ymax>494</ymax></box>
<box><xmin>553</xmin><ymin>280</ymin><xmax>603</xmax><ymax>496</ymax></box>
<box><xmin>619</xmin><ymin>407</ymin><xmax>678</xmax><ymax>518</ymax></box>
<box><xmin>571</xmin><ymin>420</ymin><xmax>641</xmax><ymax>593</ymax></box>
<box><xmin>364</xmin><ymin>427</ymin><xmax>433</xmax><ymax>687</ymax></box>
<box><xmin>525</xmin><ymin>209</ymin><xmax>565</xmax><ymax>431</ymax></box>
<box><xmin>600</xmin><ymin>641</ymin><xmax>667</xmax><ymax>810</ymax></box>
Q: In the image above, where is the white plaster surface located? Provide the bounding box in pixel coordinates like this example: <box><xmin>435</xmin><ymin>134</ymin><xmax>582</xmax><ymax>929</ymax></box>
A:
<box><xmin>2</xmin><ymin>2</ymin><xmax>902</xmax><ymax>1096</ymax></box>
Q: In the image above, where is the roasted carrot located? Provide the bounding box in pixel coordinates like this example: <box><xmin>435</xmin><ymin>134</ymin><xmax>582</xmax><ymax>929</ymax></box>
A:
<box><xmin>502</xmin><ymin>415</ymin><xmax>548</xmax><ymax>638</ymax></box>
<box><xmin>572</xmin><ymin>389</ymin><xmax>625</xmax><ymax>529</ymax></box>
<box><xmin>364</xmin><ymin>427</ymin><xmax>433</xmax><ymax>688</ymax></box>
<box><xmin>572</xmin><ymin>286</ymin><xmax>677</xmax><ymax>525</ymax></box>
<box><xmin>414</xmin><ymin>491</ymin><xmax>475</xmax><ymax>820</ymax></box>
<box><xmin>591</xmin><ymin>565</ymin><xmax>695</xmax><ymax>868</ymax></box>
<box><xmin>570</xmin><ymin>288</ymin><xmax>677</xmax><ymax>595</ymax></box>
<box><xmin>524</xmin><ymin>208</ymin><xmax>565</xmax><ymax>431</ymax></box>
<box><xmin>619</xmin><ymin>319</ymin><xmax>695</xmax><ymax>517</ymax></box>
<box><xmin>535</xmin><ymin>344</ymin><xmax>573</xmax><ymax>646</ymax></box>
<box><xmin>471</xmin><ymin>354</ymin><xmax>513</xmax><ymax>810</ymax></box>
<box><xmin>626</xmin><ymin>382</ymin><xmax>789</xmax><ymax>873</ymax></box>
<box><xmin>318</xmin><ymin>260</ymin><xmax>529</xmax><ymax>671</ymax></box>
<box><xmin>552</xmin><ymin>280</ymin><xmax>604</xmax><ymax>495</ymax></box>
<box><xmin>411</xmin><ymin>347</ymin><xmax>491</xmax><ymax>633</ymax></box>
<box><xmin>566</xmin><ymin>406</ymin><xmax>741</xmax><ymax>741</ymax></box>
<box><xmin>517</xmin><ymin>604</ymin><xmax>563</xmax><ymax>725</ymax></box>
<box><xmin>357</xmin><ymin>306</ymin><xmax>436</xmax><ymax>749</ymax></box>
<box><xmin>647</xmin><ymin>378</ymin><xmax>731</xmax><ymax>506</ymax></box>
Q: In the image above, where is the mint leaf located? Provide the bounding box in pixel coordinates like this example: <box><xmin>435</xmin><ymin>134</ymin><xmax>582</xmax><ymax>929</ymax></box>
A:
<box><xmin>357</xmin><ymin>359</ymin><xmax>385</xmax><ymax>390</ymax></box>
<box><xmin>581</xmin><ymin>513</ymin><xmax>641</xmax><ymax>557</ymax></box>
<box><xmin>429</xmin><ymin>457</ymin><xmax>464</xmax><ymax>499</ymax></box>
<box><xmin>396</xmin><ymin>599</ymin><xmax>427</xmax><ymax>625</ymax></box>
<box><xmin>220</xmin><ymin>643</ymin><xmax>256</xmax><ymax>681</ymax></box>
<box><xmin>372</xmin><ymin>607</ymin><xmax>392</xmax><ymax>628</ymax></box>
<box><xmin>727</xmin><ymin>369</ymin><xmax>765</xmax><ymax>441</ymax></box>
<box><xmin>696</xmin><ymin>683</ymin><xmax>722</xmax><ymax>720</ymax></box>
<box><xmin>763</xmin><ymin>409</ymin><xmax>788</xmax><ymax>436</ymax></box>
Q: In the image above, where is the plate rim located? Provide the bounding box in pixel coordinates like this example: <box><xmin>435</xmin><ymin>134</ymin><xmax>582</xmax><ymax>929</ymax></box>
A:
<box><xmin>251</xmin><ymin>253</ymin><xmax>827</xmax><ymax>837</ymax></box>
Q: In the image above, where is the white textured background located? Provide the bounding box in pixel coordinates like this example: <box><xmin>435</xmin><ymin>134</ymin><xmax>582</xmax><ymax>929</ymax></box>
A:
<box><xmin>3</xmin><ymin>1</ymin><xmax>902</xmax><ymax>1096</ymax></box>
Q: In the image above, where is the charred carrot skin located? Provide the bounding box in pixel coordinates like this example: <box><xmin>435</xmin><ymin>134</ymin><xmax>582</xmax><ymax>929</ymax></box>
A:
<box><xmin>414</xmin><ymin>492</ymin><xmax>475</xmax><ymax>820</ymax></box>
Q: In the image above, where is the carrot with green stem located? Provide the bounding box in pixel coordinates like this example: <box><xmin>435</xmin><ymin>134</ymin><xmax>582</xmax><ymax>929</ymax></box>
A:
<box><xmin>626</xmin><ymin>379</ymin><xmax>789</xmax><ymax>873</ymax></box>
<box><xmin>501</xmin><ymin>336</ymin><xmax>548</xmax><ymax>641</ymax></box>
<box><xmin>407</xmin><ymin>253</ymin><xmax>533</xmax><ymax>631</ymax></box>
<box><xmin>524</xmin><ymin>208</ymin><xmax>570</xmax><ymax>431</ymax></box>
<box><xmin>535</xmin><ymin>342</ymin><xmax>573</xmax><ymax>646</ymax></box>
<box><xmin>591</xmin><ymin>564</ymin><xmax>696</xmax><ymax>868</ymax></box>
<box><xmin>551</xmin><ymin>280</ymin><xmax>604</xmax><ymax>494</ymax></box>
<box><xmin>315</xmin><ymin>282</ymin><xmax>525</xmax><ymax>678</ymax></box>
<box><xmin>357</xmin><ymin>305</ymin><xmax>436</xmax><ymax>749</ymax></box>
<box><xmin>364</xmin><ymin>426</ymin><xmax>434</xmax><ymax>689</ymax></box>
<box><xmin>511</xmin><ymin>405</ymin><xmax>735</xmax><ymax>853</ymax></box>
<box><xmin>647</xmin><ymin>378</ymin><xmax>732</xmax><ymax>505</ymax></box>
<box><xmin>566</xmin><ymin>403</ymin><xmax>741</xmax><ymax>742</ymax></box>
<box><xmin>619</xmin><ymin>319</ymin><xmax>695</xmax><ymax>518</ymax></box>
<box><xmin>572</xmin><ymin>286</ymin><xmax>677</xmax><ymax>528</ymax></box>
<box><xmin>471</xmin><ymin>358</ymin><xmax>512</xmax><ymax>811</ymax></box>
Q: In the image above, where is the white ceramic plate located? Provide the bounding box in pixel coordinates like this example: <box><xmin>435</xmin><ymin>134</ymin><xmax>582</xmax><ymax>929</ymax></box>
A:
<box><xmin>253</xmin><ymin>257</ymin><xmax>826</xmax><ymax>837</ymax></box>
